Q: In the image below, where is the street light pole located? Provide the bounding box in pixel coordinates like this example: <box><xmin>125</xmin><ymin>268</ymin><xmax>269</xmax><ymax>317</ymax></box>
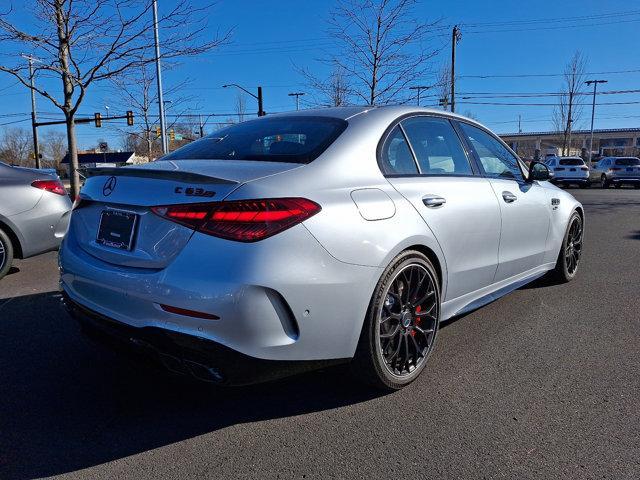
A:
<box><xmin>585</xmin><ymin>79</ymin><xmax>607</xmax><ymax>164</ymax></box>
<box><xmin>288</xmin><ymin>92</ymin><xmax>305</xmax><ymax>110</ymax></box>
<box><xmin>152</xmin><ymin>0</ymin><xmax>168</xmax><ymax>154</ymax></box>
<box><xmin>22</xmin><ymin>54</ymin><xmax>40</xmax><ymax>169</ymax></box>
<box><xmin>409</xmin><ymin>86</ymin><xmax>430</xmax><ymax>106</ymax></box>
<box><xmin>223</xmin><ymin>84</ymin><xmax>265</xmax><ymax>116</ymax></box>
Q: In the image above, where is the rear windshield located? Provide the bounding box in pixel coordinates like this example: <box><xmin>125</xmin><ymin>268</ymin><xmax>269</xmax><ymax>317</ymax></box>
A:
<box><xmin>162</xmin><ymin>116</ymin><xmax>348</xmax><ymax>164</ymax></box>
<box><xmin>614</xmin><ymin>158</ymin><xmax>640</xmax><ymax>166</ymax></box>
<box><xmin>559</xmin><ymin>158</ymin><xmax>584</xmax><ymax>166</ymax></box>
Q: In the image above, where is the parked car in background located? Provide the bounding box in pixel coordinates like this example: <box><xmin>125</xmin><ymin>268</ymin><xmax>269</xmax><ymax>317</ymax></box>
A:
<box><xmin>0</xmin><ymin>162</ymin><xmax>72</xmax><ymax>280</ymax></box>
<box><xmin>589</xmin><ymin>157</ymin><xmax>640</xmax><ymax>188</ymax></box>
<box><xmin>544</xmin><ymin>156</ymin><xmax>590</xmax><ymax>188</ymax></box>
<box><xmin>60</xmin><ymin>106</ymin><xmax>585</xmax><ymax>390</ymax></box>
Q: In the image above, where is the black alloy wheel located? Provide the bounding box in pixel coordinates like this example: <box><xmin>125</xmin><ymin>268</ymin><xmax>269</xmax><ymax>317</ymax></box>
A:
<box><xmin>352</xmin><ymin>250</ymin><xmax>440</xmax><ymax>390</ymax></box>
<box><xmin>0</xmin><ymin>228</ymin><xmax>14</xmax><ymax>281</ymax></box>
<box><xmin>551</xmin><ymin>211</ymin><xmax>583</xmax><ymax>283</ymax></box>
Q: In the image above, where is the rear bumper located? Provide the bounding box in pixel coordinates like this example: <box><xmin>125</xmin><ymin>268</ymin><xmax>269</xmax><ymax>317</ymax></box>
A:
<box><xmin>63</xmin><ymin>292</ymin><xmax>345</xmax><ymax>385</ymax></box>
<box><xmin>611</xmin><ymin>177</ymin><xmax>640</xmax><ymax>184</ymax></box>
<box><xmin>59</xmin><ymin>223</ymin><xmax>380</xmax><ymax>362</ymax></box>
<box><xmin>551</xmin><ymin>177</ymin><xmax>590</xmax><ymax>184</ymax></box>
<box><xmin>14</xmin><ymin>192</ymin><xmax>71</xmax><ymax>258</ymax></box>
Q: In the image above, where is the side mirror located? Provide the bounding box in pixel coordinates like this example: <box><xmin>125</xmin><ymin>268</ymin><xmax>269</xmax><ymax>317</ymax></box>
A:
<box><xmin>528</xmin><ymin>161</ymin><xmax>552</xmax><ymax>182</ymax></box>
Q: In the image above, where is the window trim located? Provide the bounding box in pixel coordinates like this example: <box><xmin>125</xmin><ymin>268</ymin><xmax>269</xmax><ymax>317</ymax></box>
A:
<box><xmin>376</xmin><ymin>112</ymin><xmax>481</xmax><ymax>178</ymax></box>
<box><xmin>453</xmin><ymin>119</ymin><xmax>528</xmax><ymax>183</ymax></box>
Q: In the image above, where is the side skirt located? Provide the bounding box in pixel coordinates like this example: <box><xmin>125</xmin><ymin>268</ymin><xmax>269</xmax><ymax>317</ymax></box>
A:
<box><xmin>441</xmin><ymin>262</ymin><xmax>556</xmax><ymax>320</ymax></box>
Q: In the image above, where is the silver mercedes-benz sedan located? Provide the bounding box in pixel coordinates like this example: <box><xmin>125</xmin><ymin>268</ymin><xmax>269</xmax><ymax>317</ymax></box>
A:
<box><xmin>0</xmin><ymin>162</ymin><xmax>72</xmax><ymax>280</ymax></box>
<box><xmin>60</xmin><ymin>106</ymin><xmax>584</xmax><ymax>390</ymax></box>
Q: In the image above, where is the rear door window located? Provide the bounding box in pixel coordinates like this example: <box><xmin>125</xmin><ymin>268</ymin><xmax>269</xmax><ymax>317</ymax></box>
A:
<box><xmin>400</xmin><ymin>117</ymin><xmax>473</xmax><ymax>175</ymax></box>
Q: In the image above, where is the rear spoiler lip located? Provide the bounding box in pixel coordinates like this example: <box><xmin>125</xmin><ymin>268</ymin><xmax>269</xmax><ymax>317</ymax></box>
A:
<box><xmin>83</xmin><ymin>167</ymin><xmax>237</xmax><ymax>185</ymax></box>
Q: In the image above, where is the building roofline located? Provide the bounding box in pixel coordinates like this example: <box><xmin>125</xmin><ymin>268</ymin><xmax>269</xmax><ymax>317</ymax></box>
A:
<box><xmin>499</xmin><ymin>127</ymin><xmax>640</xmax><ymax>137</ymax></box>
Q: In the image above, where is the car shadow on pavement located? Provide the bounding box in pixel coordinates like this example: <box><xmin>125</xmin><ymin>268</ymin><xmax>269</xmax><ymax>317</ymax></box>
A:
<box><xmin>0</xmin><ymin>292</ymin><xmax>386</xmax><ymax>479</ymax></box>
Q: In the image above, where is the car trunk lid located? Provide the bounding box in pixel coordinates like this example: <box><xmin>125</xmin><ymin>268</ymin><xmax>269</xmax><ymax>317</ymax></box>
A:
<box><xmin>71</xmin><ymin>159</ymin><xmax>303</xmax><ymax>268</ymax></box>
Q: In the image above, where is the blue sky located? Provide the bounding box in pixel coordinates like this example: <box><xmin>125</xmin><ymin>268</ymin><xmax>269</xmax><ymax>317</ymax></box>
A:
<box><xmin>1</xmin><ymin>0</ymin><xmax>639</xmax><ymax>150</ymax></box>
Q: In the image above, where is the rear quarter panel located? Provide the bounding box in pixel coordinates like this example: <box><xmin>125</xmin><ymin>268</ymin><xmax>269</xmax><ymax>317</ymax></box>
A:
<box><xmin>541</xmin><ymin>182</ymin><xmax>584</xmax><ymax>264</ymax></box>
<box><xmin>224</xmin><ymin>112</ymin><xmax>449</xmax><ymax>298</ymax></box>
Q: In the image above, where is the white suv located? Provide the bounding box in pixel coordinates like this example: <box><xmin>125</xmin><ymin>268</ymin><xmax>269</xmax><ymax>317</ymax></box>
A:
<box><xmin>545</xmin><ymin>157</ymin><xmax>590</xmax><ymax>188</ymax></box>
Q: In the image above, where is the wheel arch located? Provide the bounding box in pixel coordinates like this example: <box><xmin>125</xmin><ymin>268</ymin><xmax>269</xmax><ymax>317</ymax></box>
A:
<box><xmin>401</xmin><ymin>244</ymin><xmax>444</xmax><ymax>292</ymax></box>
<box><xmin>0</xmin><ymin>217</ymin><xmax>24</xmax><ymax>259</ymax></box>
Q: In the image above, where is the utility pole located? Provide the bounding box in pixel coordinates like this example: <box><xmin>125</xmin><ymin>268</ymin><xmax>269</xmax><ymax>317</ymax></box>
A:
<box><xmin>288</xmin><ymin>92</ymin><xmax>305</xmax><ymax>110</ymax></box>
<box><xmin>152</xmin><ymin>0</ymin><xmax>168</xmax><ymax>154</ymax></box>
<box><xmin>585</xmin><ymin>79</ymin><xmax>607</xmax><ymax>165</ymax></box>
<box><xmin>22</xmin><ymin>54</ymin><xmax>40</xmax><ymax>169</ymax></box>
<box><xmin>198</xmin><ymin>114</ymin><xmax>204</xmax><ymax>137</ymax></box>
<box><xmin>409</xmin><ymin>86</ymin><xmax>430</xmax><ymax>106</ymax></box>
<box><xmin>518</xmin><ymin>115</ymin><xmax>522</xmax><ymax>133</ymax></box>
<box><xmin>450</xmin><ymin>25</ymin><xmax>461</xmax><ymax>113</ymax></box>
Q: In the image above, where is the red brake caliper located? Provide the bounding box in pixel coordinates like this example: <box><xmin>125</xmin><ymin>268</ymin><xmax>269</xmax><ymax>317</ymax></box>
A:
<box><xmin>412</xmin><ymin>305</ymin><xmax>422</xmax><ymax>337</ymax></box>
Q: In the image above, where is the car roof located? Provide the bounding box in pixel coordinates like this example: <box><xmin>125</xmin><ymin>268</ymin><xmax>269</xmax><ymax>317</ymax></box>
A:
<box><xmin>268</xmin><ymin>105</ymin><xmax>486</xmax><ymax>127</ymax></box>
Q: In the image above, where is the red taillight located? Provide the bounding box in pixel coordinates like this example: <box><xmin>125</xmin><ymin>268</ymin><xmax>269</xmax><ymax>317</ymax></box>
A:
<box><xmin>31</xmin><ymin>179</ymin><xmax>66</xmax><ymax>196</ymax></box>
<box><xmin>151</xmin><ymin>198</ymin><xmax>321</xmax><ymax>242</ymax></box>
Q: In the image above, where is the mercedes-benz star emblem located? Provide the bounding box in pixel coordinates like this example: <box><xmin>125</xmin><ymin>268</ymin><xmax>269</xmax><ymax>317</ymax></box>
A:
<box><xmin>103</xmin><ymin>176</ymin><xmax>117</xmax><ymax>196</ymax></box>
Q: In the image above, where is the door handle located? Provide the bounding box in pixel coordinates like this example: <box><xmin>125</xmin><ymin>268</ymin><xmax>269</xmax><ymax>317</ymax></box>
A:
<box><xmin>502</xmin><ymin>191</ymin><xmax>517</xmax><ymax>203</ymax></box>
<box><xmin>422</xmin><ymin>195</ymin><xmax>446</xmax><ymax>208</ymax></box>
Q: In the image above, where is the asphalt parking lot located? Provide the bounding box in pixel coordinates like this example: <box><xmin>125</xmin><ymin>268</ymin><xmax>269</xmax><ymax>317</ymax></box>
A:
<box><xmin>1</xmin><ymin>188</ymin><xmax>639</xmax><ymax>479</ymax></box>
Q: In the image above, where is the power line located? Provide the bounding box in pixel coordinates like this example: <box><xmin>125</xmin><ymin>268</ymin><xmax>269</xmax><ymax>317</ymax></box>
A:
<box><xmin>459</xmin><ymin>100</ymin><xmax>640</xmax><ymax>106</ymax></box>
<box><xmin>458</xmin><ymin>68</ymin><xmax>640</xmax><ymax>79</ymax></box>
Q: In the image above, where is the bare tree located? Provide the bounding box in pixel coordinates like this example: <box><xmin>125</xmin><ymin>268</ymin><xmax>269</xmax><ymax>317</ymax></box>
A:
<box><xmin>109</xmin><ymin>56</ymin><xmax>196</xmax><ymax>160</ymax></box>
<box><xmin>298</xmin><ymin>65</ymin><xmax>351</xmax><ymax>107</ymax></box>
<box><xmin>315</xmin><ymin>0</ymin><xmax>440</xmax><ymax>105</ymax></box>
<box><xmin>435</xmin><ymin>64</ymin><xmax>451</xmax><ymax>110</ymax></box>
<box><xmin>235</xmin><ymin>93</ymin><xmax>246</xmax><ymax>122</ymax></box>
<box><xmin>0</xmin><ymin>127</ymin><xmax>32</xmax><ymax>166</ymax></box>
<box><xmin>0</xmin><ymin>0</ymin><xmax>230</xmax><ymax>197</ymax></box>
<box><xmin>553</xmin><ymin>51</ymin><xmax>586</xmax><ymax>156</ymax></box>
<box><xmin>41</xmin><ymin>130</ymin><xmax>66</xmax><ymax>168</ymax></box>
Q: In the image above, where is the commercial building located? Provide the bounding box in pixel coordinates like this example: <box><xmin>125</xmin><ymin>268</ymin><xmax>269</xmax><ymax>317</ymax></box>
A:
<box><xmin>500</xmin><ymin>128</ymin><xmax>640</xmax><ymax>161</ymax></box>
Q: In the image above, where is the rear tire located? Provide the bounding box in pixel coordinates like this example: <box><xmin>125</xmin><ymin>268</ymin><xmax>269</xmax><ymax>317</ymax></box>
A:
<box><xmin>351</xmin><ymin>250</ymin><xmax>440</xmax><ymax>390</ymax></box>
<box><xmin>0</xmin><ymin>228</ymin><xmax>14</xmax><ymax>281</ymax></box>
<box><xmin>550</xmin><ymin>211</ymin><xmax>583</xmax><ymax>283</ymax></box>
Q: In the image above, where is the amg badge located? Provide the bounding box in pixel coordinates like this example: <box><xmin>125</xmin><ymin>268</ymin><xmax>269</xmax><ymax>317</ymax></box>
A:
<box><xmin>175</xmin><ymin>186</ymin><xmax>215</xmax><ymax>198</ymax></box>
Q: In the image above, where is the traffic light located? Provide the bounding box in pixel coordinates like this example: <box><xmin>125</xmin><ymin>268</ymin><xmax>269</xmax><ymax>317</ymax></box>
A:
<box><xmin>94</xmin><ymin>112</ymin><xmax>102</xmax><ymax>128</ymax></box>
<box><xmin>169</xmin><ymin>129</ymin><xmax>175</xmax><ymax>142</ymax></box>
<box><xmin>126</xmin><ymin>110</ymin><xmax>134</xmax><ymax>126</ymax></box>
<box><xmin>155</xmin><ymin>126</ymin><xmax>161</xmax><ymax>138</ymax></box>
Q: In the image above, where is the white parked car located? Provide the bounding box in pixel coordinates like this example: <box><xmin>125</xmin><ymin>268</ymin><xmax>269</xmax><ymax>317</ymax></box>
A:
<box><xmin>544</xmin><ymin>157</ymin><xmax>590</xmax><ymax>188</ymax></box>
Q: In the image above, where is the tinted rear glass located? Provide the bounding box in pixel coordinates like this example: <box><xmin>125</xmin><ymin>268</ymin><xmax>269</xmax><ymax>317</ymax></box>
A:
<box><xmin>615</xmin><ymin>158</ymin><xmax>640</xmax><ymax>166</ymax></box>
<box><xmin>162</xmin><ymin>116</ymin><xmax>347</xmax><ymax>164</ymax></box>
<box><xmin>559</xmin><ymin>158</ymin><xmax>584</xmax><ymax>166</ymax></box>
